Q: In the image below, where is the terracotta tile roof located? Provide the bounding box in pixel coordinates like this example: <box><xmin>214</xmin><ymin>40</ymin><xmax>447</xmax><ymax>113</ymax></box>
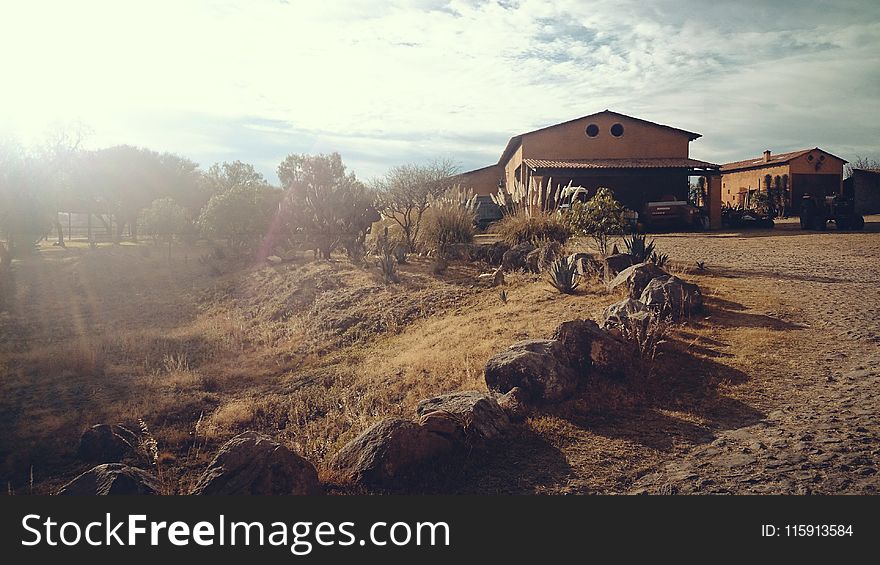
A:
<box><xmin>720</xmin><ymin>147</ymin><xmax>847</xmax><ymax>172</ymax></box>
<box><xmin>523</xmin><ymin>157</ymin><xmax>720</xmax><ymax>170</ymax></box>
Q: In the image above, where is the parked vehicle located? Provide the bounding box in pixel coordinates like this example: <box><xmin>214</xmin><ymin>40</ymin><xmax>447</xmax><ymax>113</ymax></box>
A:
<box><xmin>641</xmin><ymin>198</ymin><xmax>702</xmax><ymax>231</ymax></box>
<box><xmin>799</xmin><ymin>194</ymin><xmax>864</xmax><ymax>231</ymax></box>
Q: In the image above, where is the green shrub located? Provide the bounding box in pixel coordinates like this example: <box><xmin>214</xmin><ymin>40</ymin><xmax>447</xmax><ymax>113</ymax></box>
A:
<box><xmin>566</xmin><ymin>187</ymin><xmax>626</xmax><ymax>255</ymax></box>
<box><xmin>494</xmin><ymin>210</ymin><xmax>571</xmax><ymax>246</ymax></box>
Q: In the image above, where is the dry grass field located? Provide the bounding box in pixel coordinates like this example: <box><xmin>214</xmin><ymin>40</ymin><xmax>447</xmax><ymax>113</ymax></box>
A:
<box><xmin>1</xmin><ymin>217</ymin><xmax>878</xmax><ymax>494</ymax></box>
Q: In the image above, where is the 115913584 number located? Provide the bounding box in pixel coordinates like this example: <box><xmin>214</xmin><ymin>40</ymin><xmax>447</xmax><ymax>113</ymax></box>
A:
<box><xmin>785</xmin><ymin>525</ymin><xmax>853</xmax><ymax>537</ymax></box>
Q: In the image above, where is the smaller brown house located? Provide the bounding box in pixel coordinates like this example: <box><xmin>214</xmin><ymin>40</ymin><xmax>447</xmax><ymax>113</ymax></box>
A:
<box><xmin>844</xmin><ymin>168</ymin><xmax>880</xmax><ymax>215</ymax></box>
<box><xmin>719</xmin><ymin>148</ymin><xmax>846</xmax><ymax>215</ymax></box>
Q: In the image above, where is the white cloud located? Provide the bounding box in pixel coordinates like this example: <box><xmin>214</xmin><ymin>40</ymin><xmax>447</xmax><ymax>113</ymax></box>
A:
<box><xmin>0</xmin><ymin>0</ymin><xmax>878</xmax><ymax>180</ymax></box>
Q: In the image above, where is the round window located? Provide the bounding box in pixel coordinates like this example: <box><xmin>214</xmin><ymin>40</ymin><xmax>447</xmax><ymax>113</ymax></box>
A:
<box><xmin>819</xmin><ymin>155</ymin><xmax>826</xmax><ymax>161</ymax></box>
<box><xmin>610</xmin><ymin>123</ymin><xmax>624</xmax><ymax>137</ymax></box>
<box><xmin>807</xmin><ymin>154</ymin><xmax>814</xmax><ymax>161</ymax></box>
<box><xmin>585</xmin><ymin>124</ymin><xmax>599</xmax><ymax>138</ymax></box>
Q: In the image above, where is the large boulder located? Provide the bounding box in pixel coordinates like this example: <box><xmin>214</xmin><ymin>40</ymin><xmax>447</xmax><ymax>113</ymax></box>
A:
<box><xmin>608</xmin><ymin>262</ymin><xmax>669</xmax><ymax>299</ymax></box>
<box><xmin>640</xmin><ymin>276</ymin><xmax>703</xmax><ymax>320</ymax></box>
<box><xmin>329</xmin><ymin>418</ymin><xmax>454</xmax><ymax>486</ymax></box>
<box><xmin>484</xmin><ymin>339</ymin><xmax>580</xmax><ymax>403</ymax></box>
<box><xmin>191</xmin><ymin>431</ymin><xmax>320</xmax><ymax>495</ymax></box>
<box><xmin>602</xmin><ymin>298</ymin><xmax>649</xmax><ymax>330</ymax></box>
<box><xmin>77</xmin><ymin>424</ymin><xmax>140</xmax><ymax>463</ymax></box>
<box><xmin>415</xmin><ymin>391</ymin><xmax>510</xmax><ymax>444</ymax></box>
<box><xmin>603</xmin><ymin>254</ymin><xmax>634</xmax><ymax>278</ymax></box>
<box><xmin>552</xmin><ymin>319</ymin><xmax>636</xmax><ymax>379</ymax></box>
<box><xmin>501</xmin><ymin>243</ymin><xmax>536</xmax><ymax>271</ymax></box>
<box><xmin>57</xmin><ymin>463</ymin><xmax>160</xmax><ymax>495</ymax></box>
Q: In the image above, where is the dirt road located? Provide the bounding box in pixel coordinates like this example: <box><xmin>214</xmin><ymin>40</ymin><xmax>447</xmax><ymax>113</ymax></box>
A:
<box><xmin>630</xmin><ymin>218</ymin><xmax>880</xmax><ymax>494</ymax></box>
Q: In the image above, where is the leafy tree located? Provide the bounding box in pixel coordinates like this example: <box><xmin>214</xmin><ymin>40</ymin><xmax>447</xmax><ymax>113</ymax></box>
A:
<box><xmin>198</xmin><ymin>161</ymin><xmax>278</xmax><ymax>249</ymax></box>
<box><xmin>372</xmin><ymin>159</ymin><xmax>458</xmax><ymax>252</ymax></box>
<box><xmin>199</xmin><ymin>179</ymin><xmax>280</xmax><ymax>249</ymax></box>
<box><xmin>143</xmin><ymin>198</ymin><xmax>190</xmax><ymax>255</ymax></box>
<box><xmin>66</xmin><ymin>146</ymin><xmax>202</xmax><ymax>242</ymax></box>
<box><xmin>203</xmin><ymin>161</ymin><xmax>267</xmax><ymax>195</ymax></box>
<box><xmin>277</xmin><ymin>153</ymin><xmax>378</xmax><ymax>260</ymax></box>
<box><xmin>566</xmin><ymin>187</ymin><xmax>626</xmax><ymax>255</ymax></box>
<box><xmin>0</xmin><ymin>140</ymin><xmax>53</xmax><ymax>257</ymax></box>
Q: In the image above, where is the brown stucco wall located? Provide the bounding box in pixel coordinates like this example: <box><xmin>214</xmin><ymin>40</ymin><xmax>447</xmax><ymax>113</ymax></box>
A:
<box><xmin>720</xmin><ymin>164</ymin><xmax>790</xmax><ymax>206</ymax></box>
<box><xmin>457</xmin><ymin>164</ymin><xmax>502</xmax><ymax>195</ymax></box>
<box><xmin>522</xmin><ymin>114</ymin><xmax>691</xmax><ymax>162</ymax></box>
<box><xmin>503</xmin><ymin>144</ymin><xmax>525</xmax><ymax>192</ymax></box>
<box><xmin>501</xmin><ymin>114</ymin><xmax>694</xmax><ymax>193</ymax></box>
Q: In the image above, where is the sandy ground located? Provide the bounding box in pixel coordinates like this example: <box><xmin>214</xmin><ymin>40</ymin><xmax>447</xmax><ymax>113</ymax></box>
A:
<box><xmin>630</xmin><ymin>217</ymin><xmax>880</xmax><ymax>494</ymax></box>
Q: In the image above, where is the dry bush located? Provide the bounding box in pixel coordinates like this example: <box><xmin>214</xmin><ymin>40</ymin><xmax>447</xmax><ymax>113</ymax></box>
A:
<box><xmin>617</xmin><ymin>311</ymin><xmax>671</xmax><ymax>369</ymax></box>
<box><xmin>418</xmin><ymin>201</ymin><xmax>475</xmax><ymax>257</ymax></box>
<box><xmin>494</xmin><ymin>210</ymin><xmax>572</xmax><ymax>245</ymax></box>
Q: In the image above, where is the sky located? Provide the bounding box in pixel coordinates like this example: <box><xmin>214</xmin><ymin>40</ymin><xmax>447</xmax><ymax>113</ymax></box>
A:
<box><xmin>1</xmin><ymin>0</ymin><xmax>879</xmax><ymax>184</ymax></box>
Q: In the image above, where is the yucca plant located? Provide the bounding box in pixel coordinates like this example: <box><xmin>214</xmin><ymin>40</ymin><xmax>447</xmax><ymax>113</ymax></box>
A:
<box><xmin>376</xmin><ymin>227</ymin><xmax>399</xmax><ymax>283</ymax></box>
<box><xmin>650</xmin><ymin>250</ymin><xmax>669</xmax><ymax>268</ymax></box>
<box><xmin>548</xmin><ymin>257</ymin><xmax>580</xmax><ymax>294</ymax></box>
<box><xmin>623</xmin><ymin>232</ymin><xmax>656</xmax><ymax>263</ymax></box>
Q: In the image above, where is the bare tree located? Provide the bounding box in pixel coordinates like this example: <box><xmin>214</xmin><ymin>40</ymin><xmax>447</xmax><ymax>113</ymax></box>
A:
<box><xmin>372</xmin><ymin>159</ymin><xmax>459</xmax><ymax>252</ymax></box>
<box><xmin>844</xmin><ymin>156</ymin><xmax>880</xmax><ymax>178</ymax></box>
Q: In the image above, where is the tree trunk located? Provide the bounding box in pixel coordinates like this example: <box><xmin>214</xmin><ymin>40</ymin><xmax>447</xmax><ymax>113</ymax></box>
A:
<box><xmin>54</xmin><ymin>213</ymin><xmax>66</xmax><ymax>247</ymax></box>
<box><xmin>0</xmin><ymin>241</ymin><xmax>10</xmax><ymax>269</ymax></box>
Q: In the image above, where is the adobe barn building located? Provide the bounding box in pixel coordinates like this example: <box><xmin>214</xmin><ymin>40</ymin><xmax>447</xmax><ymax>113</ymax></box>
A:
<box><xmin>719</xmin><ymin>148</ymin><xmax>846</xmax><ymax>215</ymax></box>
<box><xmin>458</xmin><ymin>110</ymin><xmax>723</xmax><ymax>226</ymax></box>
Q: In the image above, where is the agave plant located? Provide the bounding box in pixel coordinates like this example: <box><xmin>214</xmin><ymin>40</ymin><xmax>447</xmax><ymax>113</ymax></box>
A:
<box><xmin>650</xmin><ymin>250</ymin><xmax>669</xmax><ymax>268</ymax></box>
<box><xmin>548</xmin><ymin>257</ymin><xmax>580</xmax><ymax>294</ymax></box>
<box><xmin>623</xmin><ymin>232</ymin><xmax>656</xmax><ymax>263</ymax></box>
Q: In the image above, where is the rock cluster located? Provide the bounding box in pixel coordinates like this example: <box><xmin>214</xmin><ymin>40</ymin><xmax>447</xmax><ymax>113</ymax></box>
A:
<box><xmin>485</xmin><ymin>319</ymin><xmax>636</xmax><ymax>403</ymax></box>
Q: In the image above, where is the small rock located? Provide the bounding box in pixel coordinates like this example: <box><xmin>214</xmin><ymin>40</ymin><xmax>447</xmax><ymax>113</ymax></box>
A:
<box><xmin>77</xmin><ymin>424</ymin><xmax>139</xmax><ymax>463</ymax></box>
<box><xmin>568</xmin><ymin>253</ymin><xmax>600</xmax><ymax>276</ymax></box>
<box><xmin>266</xmin><ymin>255</ymin><xmax>283</xmax><ymax>264</ymax></box>
<box><xmin>484</xmin><ymin>339</ymin><xmax>579</xmax><ymax>403</ymax></box>
<box><xmin>57</xmin><ymin>463</ymin><xmax>160</xmax><ymax>495</ymax></box>
<box><xmin>191</xmin><ymin>431</ymin><xmax>320</xmax><ymax>495</ymax></box>
<box><xmin>329</xmin><ymin>418</ymin><xmax>454</xmax><ymax>487</ymax></box>
<box><xmin>415</xmin><ymin>390</ymin><xmax>511</xmax><ymax>443</ymax></box>
<box><xmin>607</xmin><ymin>262</ymin><xmax>669</xmax><ymax>299</ymax></box>
<box><xmin>552</xmin><ymin>319</ymin><xmax>636</xmax><ymax>379</ymax></box>
<box><xmin>501</xmin><ymin>243</ymin><xmax>536</xmax><ymax>272</ymax></box>
<box><xmin>603</xmin><ymin>254</ymin><xmax>634</xmax><ymax>278</ymax></box>
<box><xmin>497</xmin><ymin>386</ymin><xmax>530</xmax><ymax>422</ymax></box>
<box><xmin>640</xmin><ymin>275</ymin><xmax>703</xmax><ymax>320</ymax></box>
<box><xmin>602</xmin><ymin>298</ymin><xmax>649</xmax><ymax>330</ymax></box>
